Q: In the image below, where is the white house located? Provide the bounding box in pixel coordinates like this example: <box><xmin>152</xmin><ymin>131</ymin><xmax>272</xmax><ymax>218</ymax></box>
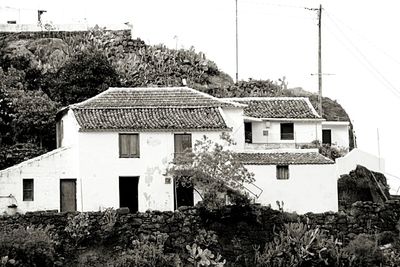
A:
<box><xmin>0</xmin><ymin>87</ymin><xmax>340</xmax><ymax>214</ymax></box>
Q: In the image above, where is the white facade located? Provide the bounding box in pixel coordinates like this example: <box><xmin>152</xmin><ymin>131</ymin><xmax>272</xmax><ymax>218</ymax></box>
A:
<box><xmin>0</xmin><ymin>88</ymin><xmax>344</xmax><ymax>214</ymax></box>
<box><xmin>246</xmin><ymin>163</ymin><xmax>338</xmax><ymax>214</ymax></box>
<box><xmin>322</xmin><ymin>121</ymin><xmax>350</xmax><ymax>149</ymax></box>
<box><xmin>248</xmin><ymin>120</ymin><xmax>322</xmax><ymax>147</ymax></box>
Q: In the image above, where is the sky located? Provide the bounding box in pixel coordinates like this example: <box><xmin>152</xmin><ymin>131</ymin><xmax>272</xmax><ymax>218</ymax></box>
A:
<box><xmin>1</xmin><ymin>0</ymin><xmax>400</xmax><ymax>192</ymax></box>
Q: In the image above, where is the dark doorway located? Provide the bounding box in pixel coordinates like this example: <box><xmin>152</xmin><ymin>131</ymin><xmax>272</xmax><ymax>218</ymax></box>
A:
<box><xmin>244</xmin><ymin>122</ymin><xmax>252</xmax><ymax>143</ymax></box>
<box><xmin>119</xmin><ymin>176</ymin><xmax>139</xmax><ymax>213</ymax></box>
<box><xmin>174</xmin><ymin>180</ymin><xmax>194</xmax><ymax>209</ymax></box>
<box><xmin>60</xmin><ymin>179</ymin><xmax>77</xmax><ymax>212</ymax></box>
<box><xmin>322</xmin><ymin>129</ymin><xmax>332</xmax><ymax>145</ymax></box>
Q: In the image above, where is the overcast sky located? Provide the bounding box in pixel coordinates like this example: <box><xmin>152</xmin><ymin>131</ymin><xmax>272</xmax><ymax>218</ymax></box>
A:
<box><xmin>2</xmin><ymin>0</ymin><xmax>400</xmax><ymax>192</ymax></box>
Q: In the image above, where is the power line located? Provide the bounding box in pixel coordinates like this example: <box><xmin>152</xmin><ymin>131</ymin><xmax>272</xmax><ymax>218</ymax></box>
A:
<box><xmin>324</xmin><ymin>9</ymin><xmax>400</xmax><ymax>99</ymax></box>
<box><xmin>325</xmin><ymin>11</ymin><xmax>400</xmax><ymax>67</ymax></box>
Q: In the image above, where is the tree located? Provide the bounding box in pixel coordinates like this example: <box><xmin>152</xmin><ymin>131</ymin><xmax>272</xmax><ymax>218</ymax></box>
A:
<box><xmin>44</xmin><ymin>51</ymin><xmax>119</xmax><ymax>105</ymax></box>
<box><xmin>8</xmin><ymin>89</ymin><xmax>58</xmax><ymax>148</ymax></box>
<box><xmin>166</xmin><ymin>133</ymin><xmax>255</xmax><ymax>209</ymax></box>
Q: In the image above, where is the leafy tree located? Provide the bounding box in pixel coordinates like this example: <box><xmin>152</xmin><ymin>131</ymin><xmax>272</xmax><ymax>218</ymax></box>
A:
<box><xmin>8</xmin><ymin>89</ymin><xmax>58</xmax><ymax>149</ymax></box>
<box><xmin>44</xmin><ymin>51</ymin><xmax>119</xmax><ymax>105</ymax></box>
<box><xmin>166</xmin><ymin>133</ymin><xmax>255</xmax><ymax>209</ymax></box>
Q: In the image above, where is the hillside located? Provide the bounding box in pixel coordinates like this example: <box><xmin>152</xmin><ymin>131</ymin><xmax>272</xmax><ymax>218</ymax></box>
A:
<box><xmin>0</xmin><ymin>28</ymin><xmax>354</xmax><ymax>169</ymax></box>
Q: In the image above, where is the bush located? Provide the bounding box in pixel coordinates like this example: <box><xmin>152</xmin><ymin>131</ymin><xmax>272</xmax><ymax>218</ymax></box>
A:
<box><xmin>114</xmin><ymin>233</ymin><xmax>178</xmax><ymax>267</ymax></box>
<box><xmin>0</xmin><ymin>226</ymin><xmax>56</xmax><ymax>267</ymax></box>
<box><xmin>65</xmin><ymin>212</ymin><xmax>91</xmax><ymax>247</ymax></box>
<box><xmin>343</xmin><ymin>234</ymin><xmax>384</xmax><ymax>267</ymax></box>
<box><xmin>255</xmin><ymin>222</ymin><xmax>346</xmax><ymax>267</ymax></box>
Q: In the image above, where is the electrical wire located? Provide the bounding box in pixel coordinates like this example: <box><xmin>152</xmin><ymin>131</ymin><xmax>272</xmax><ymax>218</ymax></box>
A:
<box><xmin>324</xmin><ymin>10</ymin><xmax>400</xmax><ymax>67</ymax></box>
<box><xmin>324</xmin><ymin>10</ymin><xmax>400</xmax><ymax>99</ymax></box>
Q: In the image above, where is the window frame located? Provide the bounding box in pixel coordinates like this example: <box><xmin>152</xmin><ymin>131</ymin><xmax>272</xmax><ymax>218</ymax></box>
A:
<box><xmin>119</xmin><ymin>133</ymin><xmax>140</xmax><ymax>158</ymax></box>
<box><xmin>23</xmin><ymin>179</ymin><xmax>34</xmax><ymax>201</ymax></box>
<box><xmin>280</xmin><ymin>123</ymin><xmax>294</xmax><ymax>140</ymax></box>
<box><xmin>276</xmin><ymin>165</ymin><xmax>289</xmax><ymax>180</ymax></box>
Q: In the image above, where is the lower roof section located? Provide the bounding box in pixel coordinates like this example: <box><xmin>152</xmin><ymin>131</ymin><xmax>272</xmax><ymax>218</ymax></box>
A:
<box><xmin>73</xmin><ymin>107</ymin><xmax>229</xmax><ymax>131</ymax></box>
<box><xmin>237</xmin><ymin>152</ymin><xmax>334</xmax><ymax>165</ymax></box>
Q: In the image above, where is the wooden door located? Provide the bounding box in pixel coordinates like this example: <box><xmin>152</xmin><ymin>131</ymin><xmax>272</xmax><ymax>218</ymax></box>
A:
<box><xmin>119</xmin><ymin>176</ymin><xmax>139</xmax><ymax>213</ymax></box>
<box><xmin>60</xmin><ymin>179</ymin><xmax>77</xmax><ymax>212</ymax></box>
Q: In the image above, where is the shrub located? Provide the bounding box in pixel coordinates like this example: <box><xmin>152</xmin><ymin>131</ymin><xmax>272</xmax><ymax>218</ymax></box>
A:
<box><xmin>0</xmin><ymin>226</ymin><xmax>56</xmax><ymax>267</ymax></box>
<box><xmin>343</xmin><ymin>234</ymin><xmax>384</xmax><ymax>267</ymax></box>
<box><xmin>255</xmin><ymin>222</ymin><xmax>345</xmax><ymax>267</ymax></box>
<box><xmin>65</xmin><ymin>212</ymin><xmax>91</xmax><ymax>246</ymax></box>
<box><xmin>186</xmin><ymin>243</ymin><xmax>226</xmax><ymax>267</ymax></box>
<box><xmin>99</xmin><ymin>207</ymin><xmax>117</xmax><ymax>240</ymax></box>
<box><xmin>114</xmin><ymin>234</ymin><xmax>178</xmax><ymax>267</ymax></box>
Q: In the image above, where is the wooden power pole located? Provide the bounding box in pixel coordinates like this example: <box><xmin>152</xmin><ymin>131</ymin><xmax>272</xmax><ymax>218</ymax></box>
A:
<box><xmin>318</xmin><ymin>4</ymin><xmax>323</xmax><ymax>116</ymax></box>
<box><xmin>235</xmin><ymin>0</ymin><xmax>239</xmax><ymax>84</ymax></box>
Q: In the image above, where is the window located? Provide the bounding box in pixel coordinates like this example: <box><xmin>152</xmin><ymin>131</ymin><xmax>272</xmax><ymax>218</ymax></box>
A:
<box><xmin>56</xmin><ymin>120</ymin><xmax>63</xmax><ymax>148</ymax></box>
<box><xmin>244</xmin><ymin>122</ymin><xmax>252</xmax><ymax>143</ymax></box>
<box><xmin>174</xmin><ymin>134</ymin><xmax>192</xmax><ymax>156</ymax></box>
<box><xmin>276</xmin><ymin>165</ymin><xmax>289</xmax><ymax>180</ymax></box>
<box><xmin>119</xmin><ymin>134</ymin><xmax>140</xmax><ymax>158</ymax></box>
<box><xmin>322</xmin><ymin>129</ymin><xmax>332</xmax><ymax>145</ymax></box>
<box><xmin>280</xmin><ymin>123</ymin><xmax>294</xmax><ymax>140</ymax></box>
<box><xmin>23</xmin><ymin>179</ymin><xmax>34</xmax><ymax>201</ymax></box>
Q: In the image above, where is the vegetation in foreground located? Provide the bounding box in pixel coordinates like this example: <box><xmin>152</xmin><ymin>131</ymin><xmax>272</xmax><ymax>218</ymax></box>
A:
<box><xmin>1</xmin><ymin>208</ymin><xmax>400</xmax><ymax>267</ymax></box>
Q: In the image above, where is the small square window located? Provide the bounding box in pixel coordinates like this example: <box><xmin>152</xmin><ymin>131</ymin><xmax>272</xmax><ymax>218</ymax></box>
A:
<box><xmin>276</xmin><ymin>166</ymin><xmax>289</xmax><ymax>180</ymax></box>
<box><xmin>23</xmin><ymin>179</ymin><xmax>34</xmax><ymax>201</ymax></box>
<box><xmin>119</xmin><ymin>134</ymin><xmax>140</xmax><ymax>158</ymax></box>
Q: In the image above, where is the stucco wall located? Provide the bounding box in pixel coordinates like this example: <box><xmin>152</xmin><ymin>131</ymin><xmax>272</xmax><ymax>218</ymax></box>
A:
<box><xmin>0</xmin><ymin>147</ymin><xmax>78</xmax><ymax>213</ymax></box>
<box><xmin>245</xmin><ymin>163</ymin><xmax>338</xmax><ymax>214</ymax></box>
<box><xmin>322</xmin><ymin>122</ymin><xmax>349</xmax><ymax>149</ymax></box>
<box><xmin>336</xmin><ymin>148</ymin><xmax>385</xmax><ymax>177</ymax></box>
<box><xmin>78</xmin><ymin>131</ymin><xmax>223</xmax><ymax>212</ymax></box>
<box><xmin>221</xmin><ymin>108</ymin><xmax>245</xmax><ymax>150</ymax></box>
<box><xmin>60</xmin><ymin>110</ymin><xmax>80</xmax><ymax>148</ymax></box>
<box><xmin>250</xmin><ymin>120</ymin><xmax>322</xmax><ymax>145</ymax></box>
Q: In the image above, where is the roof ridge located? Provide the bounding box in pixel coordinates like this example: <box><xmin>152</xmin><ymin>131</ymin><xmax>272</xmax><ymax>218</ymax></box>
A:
<box><xmin>72</xmin><ymin>106</ymin><xmax>221</xmax><ymax>110</ymax></box>
<box><xmin>223</xmin><ymin>96</ymin><xmax>311</xmax><ymax>101</ymax></box>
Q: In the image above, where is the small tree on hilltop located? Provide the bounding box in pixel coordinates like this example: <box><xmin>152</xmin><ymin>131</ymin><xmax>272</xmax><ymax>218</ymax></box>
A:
<box><xmin>166</xmin><ymin>133</ymin><xmax>255</xmax><ymax>209</ymax></box>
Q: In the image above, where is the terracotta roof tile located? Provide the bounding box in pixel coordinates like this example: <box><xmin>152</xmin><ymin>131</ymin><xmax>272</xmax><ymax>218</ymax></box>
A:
<box><xmin>75</xmin><ymin>87</ymin><xmax>240</xmax><ymax>108</ymax></box>
<box><xmin>237</xmin><ymin>152</ymin><xmax>334</xmax><ymax>165</ymax></box>
<box><xmin>70</xmin><ymin>87</ymin><xmax>242</xmax><ymax>131</ymax></box>
<box><xmin>225</xmin><ymin>97</ymin><xmax>321</xmax><ymax>119</ymax></box>
<box><xmin>73</xmin><ymin>107</ymin><xmax>228</xmax><ymax>131</ymax></box>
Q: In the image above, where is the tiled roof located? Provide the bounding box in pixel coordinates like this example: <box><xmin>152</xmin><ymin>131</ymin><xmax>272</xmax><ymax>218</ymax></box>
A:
<box><xmin>74</xmin><ymin>107</ymin><xmax>228</xmax><ymax>131</ymax></box>
<box><xmin>70</xmin><ymin>87</ymin><xmax>242</xmax><ymax>131</ymax></box>
<box><xmin>225</xmin><ymin>97</ymin><xmax>321</xmax><ymax>119</ymax></box>
<box><xmin>237</xmin><ymin>152</ymin><xmax>334</xmax><ymax>165</ymax></box>
<box><xmin>75</xmin><ymin>87</ymin><xmax>241</xmax><ymax>108</ymax></box>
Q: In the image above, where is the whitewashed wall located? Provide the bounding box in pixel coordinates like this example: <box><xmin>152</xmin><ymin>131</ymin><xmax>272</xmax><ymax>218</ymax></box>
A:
<box><xmin>78</xmin><ymin>131</ymin><xmax>223</xmax><ymax>212</ymax></box>
<box><xmin>60</xmin><ymin>110</ymin><xmax>80</xmax><ymax>147</ymax></box>
<box><xmin>336</xmin><ymin>148</ymin><xmax>385</xmax><ymax>176</ymax></box>
<box><xmin>0</xmin><ymin>147</ymin><xmax>78</xmax><ymax>213</ymax></box>
<box><xmin>250</xmin><ymin>120</ymin><xmax>322</xmax><ymax>145</ymax></box>
<box><xmin>322</xmin><ymin>122</ymin><xmax>350</xmax><ymax>149</ymax></box>
<box><xmin>246</xmin><ymin>163</ymin><xmax>338</xmax><ymax>214</ymax></box>
<box><xmin>221</xmin><ymin>108</ymin><xmax>245</xmax><ymax>150</ymax></box>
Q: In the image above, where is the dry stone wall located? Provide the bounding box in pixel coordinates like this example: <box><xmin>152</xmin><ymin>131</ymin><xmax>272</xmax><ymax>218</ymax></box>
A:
<box><xmin>0</xmin><ymin>201</ymin><xmax>399</xmax><ymax>262</ymax></box>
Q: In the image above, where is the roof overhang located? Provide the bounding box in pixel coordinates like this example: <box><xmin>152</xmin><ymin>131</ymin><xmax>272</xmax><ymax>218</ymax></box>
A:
<box><xmin>322</xmin><ymin>121</ymin><xmax>350</xmax><ymax>126</ymax></box>
<box><xmin>246</xmin><ymin>117</ymin><xmax>325</xmax><ymax>122</ymax></box>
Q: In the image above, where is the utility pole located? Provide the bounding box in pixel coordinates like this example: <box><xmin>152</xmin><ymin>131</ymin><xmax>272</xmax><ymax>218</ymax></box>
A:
<box><xmin>235</xmin><ymin>0</ymin><xmax>239</xmax><ymax>84</ymax></box>
<box><xmin>318</xmin><ymin>4</ymin><xmax>323</xmax><ymax>116</ymax></box>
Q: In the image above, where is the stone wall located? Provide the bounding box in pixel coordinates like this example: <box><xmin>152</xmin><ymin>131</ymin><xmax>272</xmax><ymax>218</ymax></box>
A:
<box><xmin>0</xmin><ymin>201</ymin><xmax>399</xmax><ymax>263</ymax></box>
